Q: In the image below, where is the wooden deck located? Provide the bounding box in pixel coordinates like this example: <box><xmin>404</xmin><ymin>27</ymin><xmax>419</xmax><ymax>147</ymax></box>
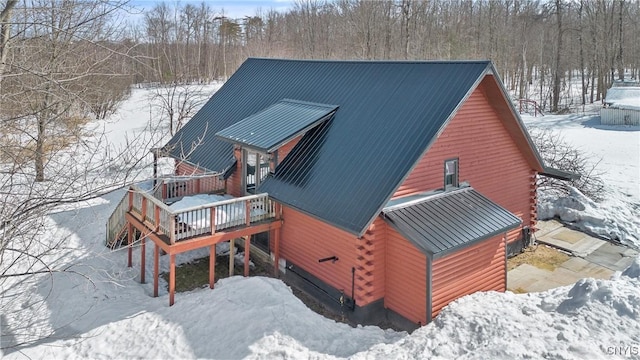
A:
<box><xmin>108</xmin><ymin>176</ymin><xmax>282</xmax><ymax>306</ymax></box>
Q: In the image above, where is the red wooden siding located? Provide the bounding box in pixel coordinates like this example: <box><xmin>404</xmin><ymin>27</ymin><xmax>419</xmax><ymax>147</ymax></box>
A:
<box><xmin>431</xmin><ymin>234</ymin><xmax>506</xmax><ymax>318</ymax></box>
<box><xmin>384</xmin><ymin>225</ymin><xmax>427</xmax><ymax>325</ymax></box>
<box><xmin>392</xmin><ymin>78</ymin><xmax>535</xmax><ymax>242</ymax></box>
<box><xmin>276</xmin><ymin>136</ymin><xmax>301</xmax><ymax>162</ymax></box>
<box><xmin>175</xmin><ymin>161</ymin><xmax>204</xmax><ymax>176</ymax></box>
<box><xmin>226</xmin><ymin>147</ymin><xmax>243</xmax><ymax>197</ymax></box>
<box><xmin>279</xmin><ymin>205</ymin><xmax>361</xmax><ymax>302</ymax></box>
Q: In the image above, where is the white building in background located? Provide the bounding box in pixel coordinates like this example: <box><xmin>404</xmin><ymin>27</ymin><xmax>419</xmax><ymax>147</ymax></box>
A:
<box><xmin>601</xmin><ymin>83</ymin><xmax>640</xmax><ymax>126</ymax></box>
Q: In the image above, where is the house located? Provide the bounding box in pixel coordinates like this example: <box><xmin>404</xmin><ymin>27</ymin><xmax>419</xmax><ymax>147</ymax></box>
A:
<box><xmin>109</xmin><ymin>58</ymin><xmax>570</xmax><ymax>329</ymax></box>
<box><xmin>601</xmin><ymin>84</ymin><xmax>640</xmax><ymax>126</ymax></box>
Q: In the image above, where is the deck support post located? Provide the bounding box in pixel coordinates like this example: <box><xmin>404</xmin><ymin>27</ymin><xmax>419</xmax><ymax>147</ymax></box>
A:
<box><xmin>140</xmin><ymin>236</ymin><xmax>146</xmax><ymax>283</ymax></box>
<box><xmin>244</xmin><ymin>236</ymin><xmax>250</xmax><ymax>277</ymax></box>
<box><xmin>229</xmin><ymin>238</ymin><xmax>235</xmax><ymax>277</ymax></box>
<box><xmin>169</xmin><ymin>254</ymin><xmax>176</xmax><ymax>306</ymax></box>
<box><xmin>209</xmin><ymin>244</ymin><xmax>216</xmax><ymax>289</ymax></box>
<box><xmin>273</xmin><ymin>203</ymin><xmax>281</xmax><ymax>277</ymax></box>
<box><xmin>127</xmin><ymin>223</ymin><xmax>133</xmax><ymax>268</ymax></box>
<box><xmin>273</xmin><ymin>228</ymin><xmax>281</xmax><ymax>277</ymax></box>
<box><xmin>153</xmin><ymin>244</ymin><xmax>159</xmax><ymax>297</ymax></box>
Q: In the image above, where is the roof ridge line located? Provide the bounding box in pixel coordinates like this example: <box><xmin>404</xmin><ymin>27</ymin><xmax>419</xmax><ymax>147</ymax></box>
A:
<box><xmin>248</xmin><ymin>57</ymin><xmax>492</xmax><ymax>65</ymax></box>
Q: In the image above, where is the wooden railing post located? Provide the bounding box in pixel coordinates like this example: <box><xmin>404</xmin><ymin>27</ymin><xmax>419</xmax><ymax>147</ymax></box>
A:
<box><xmin>141</xmin><ymin>195</ymin><xmax>147</xmax><ymax>220</ymax></box>
<box><xmin>169</xmin><ymin>214</ymin><xmax>176</xmax><ymax>244</ymax></box>
<box><xmin>210</xmin><ymin>207</ymin><xmax>216</xmax><ymax>234</ymax></box>
<box><xmin>128</xmin><ymin>188</ymin><xmax>133</xmax><ymax>211</ymax></box>
<box><xmin>245</xmin><ymin>200</ymin><xmax>251</xmax><ymax>226</ymax></box>
<box><xmin>154</xmin><ymin>204</ymin><xmax>160</xmax><ymax>231</ymax></box>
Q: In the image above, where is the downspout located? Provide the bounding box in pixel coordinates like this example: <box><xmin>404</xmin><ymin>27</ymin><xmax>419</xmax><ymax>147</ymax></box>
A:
<box><xmin>351</xmin><ymin>267</ymin><xmax>356</xmax><ymax>311</ymax></box>
<box><xmin>426</xmin><ymin>254</ymin><xmax>433</xmax><ymax>324</ymax></box>
<box><xmin>504</xmin><ymin>232</ymin><xmax>508</xmax><ymax>291</ymax></box>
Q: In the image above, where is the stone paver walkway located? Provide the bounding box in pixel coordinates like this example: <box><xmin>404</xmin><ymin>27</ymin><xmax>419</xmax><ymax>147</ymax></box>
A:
<box><xmin>507</xmin><ymin>220</ymin><xmax>638</xmax><ymax>293</ymax></box>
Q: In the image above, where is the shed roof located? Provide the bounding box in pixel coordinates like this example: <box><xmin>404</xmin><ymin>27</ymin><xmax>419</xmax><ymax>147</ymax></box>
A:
<box><xmin>382</xmin><ymin>187</ymin><xmax>521</xmax><ymax>258</ymax></box>
<box><xmin>164</xmin><ymin>58</ymin><xmax>540</xmax><ymax>236</ymax></box>
<box><xmin>604</xmin><ymin>87</ymin><xmax>640</xmax><ymax>110</ymax></box>
<box><xmin>215</xmin><ymin>99</ymin><xmax>338</xmax><ymax>153</ymax></box>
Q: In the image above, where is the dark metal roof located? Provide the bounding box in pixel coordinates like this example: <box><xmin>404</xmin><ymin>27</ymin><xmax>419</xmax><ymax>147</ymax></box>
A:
<box><xmin>215</xmin><ymin>99</ymin><xmax>338</xmax><ymax>153</ymax></box>
<box><xmin>382</xmin><ymin>187</ymin><xmax>521</xmax><ymax>258</ymax></box>
<box><xmin>165</xmin><ymin>58</ymin><xmax>492</xmax><ymax>235</ymax></box>
<box><xmin>541</xmin><ymin>166</ymin><xmax>581</xmax><ymax>181</ymax></box>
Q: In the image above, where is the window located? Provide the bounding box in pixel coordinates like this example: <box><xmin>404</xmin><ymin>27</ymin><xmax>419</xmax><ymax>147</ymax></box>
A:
<box><xmin>444</xmin><ymin>158</ymin><xmax>459</xmax><ymax>189</ymax></box>
<box><xmin>251</xmin><ymin>231</ymin><xmax>270</xmax><ymax>254</ymax></box>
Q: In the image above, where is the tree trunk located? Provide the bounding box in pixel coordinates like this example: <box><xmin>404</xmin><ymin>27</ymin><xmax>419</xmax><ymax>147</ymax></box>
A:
<box><xmin>617</xmin><ymin>0</ymin><xmax>624</xmax><ymax>80</ymax></box>
<box><xmin>35</xmin><ymin>115</ymin><xmax>46</xmax><ymax>182</ymax></box>
<box><xmin>552</xmin><ymin>0</ymin><xmax>563</xmax><ymax>113</ymax></box>
<box><xmin>579</xmin><ymin>0</ymin><xmax>586</xmax><ymax>106</ymax></box>
<box><xmin>0</xmin><ymin>0</ymin><xmax>18</xmax><ymax>92</ymax></box>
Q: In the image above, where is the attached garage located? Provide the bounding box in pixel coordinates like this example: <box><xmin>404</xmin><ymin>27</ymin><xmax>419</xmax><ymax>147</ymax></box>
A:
<box><xmin>382</xmin><ymin>187</ymin><xmax>520</xmax><ymax>323</ymax></box>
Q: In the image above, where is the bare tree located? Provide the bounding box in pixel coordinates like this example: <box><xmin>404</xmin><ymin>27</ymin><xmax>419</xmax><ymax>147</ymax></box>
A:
<box><xmin>531</xmin><ymin>128</ymin><xmax>604</xmax><ymax>201</ymax></box>
<box><xmin>1</xmin><ymin>0</ymin><xmax>135</xmax><ymax>181</ymax></box>
<box><xmin>153</xmin><ymin>82</ymin><xmax>208</xmax><ymax>136</ymax></box>
<box><xmin>0</xmin><ymin>0</ymin><xmax>164</xmax><ymax>349</ymax></box>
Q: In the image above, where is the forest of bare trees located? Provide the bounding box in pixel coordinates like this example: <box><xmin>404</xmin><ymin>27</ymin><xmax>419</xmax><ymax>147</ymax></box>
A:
<box><xmin>127</xmin><ymin>0</ymin><xmax>639</xmax><ymax>113</ymax></box>
<box><xmin>1</xmin><ymin>1</ymin><xmax>638</xmax><ymax>119</ymax></box>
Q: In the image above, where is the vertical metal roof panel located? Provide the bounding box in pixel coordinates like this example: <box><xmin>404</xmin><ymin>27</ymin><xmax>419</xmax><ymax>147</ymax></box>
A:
<box><xmin>165</xmin><ymin>58</ymin><xmax>491</xmax><ymax>235</ymax></box>
<box><xmin>382</xmin><ymin>188</ymin><xmax>521</xmax><ymax>258</ymax></box>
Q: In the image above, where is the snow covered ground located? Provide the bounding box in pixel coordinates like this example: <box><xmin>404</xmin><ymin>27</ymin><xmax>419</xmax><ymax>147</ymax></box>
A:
<box><xmin>2</xmin><ymin>87</ymin><xmax>640</xmax><ymax>359</ymax></box>
<box><xmin>522</xmin><ymin>111</ymin><xmax>640</xmax><ymax>249</ymax></box>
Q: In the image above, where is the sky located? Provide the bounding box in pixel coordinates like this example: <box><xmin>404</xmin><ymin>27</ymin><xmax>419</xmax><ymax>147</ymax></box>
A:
<box><xmin>129</xmin><ymin>0</ymin><xmax>293</xmax><ymax>19</ymax></box>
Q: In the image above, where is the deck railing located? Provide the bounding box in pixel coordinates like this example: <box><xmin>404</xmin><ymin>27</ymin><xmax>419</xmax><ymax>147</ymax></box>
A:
<box><xmin>105</xmin><ymin>173</ymin><xmax>228</xmax><ymax>248</ymax></box>
<box><xmin>155</xmin><ymin>174</ymin><xmax>226</xmax><ymax>203</ymax></box>
<box><xmin>129</xmin><ymin>185</ymin><xmax>276</xmax><ymax>243</ymax></box>
<box><xmin>105</xmin><ymin>192</ymin><xmax>130</xmax><ymax>247</ymax></box>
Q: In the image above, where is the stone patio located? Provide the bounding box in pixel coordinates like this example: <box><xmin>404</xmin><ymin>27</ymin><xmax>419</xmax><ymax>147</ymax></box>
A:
<box><xmin>507</xmin><ymin>220</ymin><xmax>638</xmax><ymax>293</ymax></box>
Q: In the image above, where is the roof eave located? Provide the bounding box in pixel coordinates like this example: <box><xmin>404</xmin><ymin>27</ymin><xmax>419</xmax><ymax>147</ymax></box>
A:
<box><xmin>431</xmin><ymin>221</ymin><xmax>521</xmax><ymax>260</ymax></box>
<box><xmin>540</xmin><ymin>167</ymin><xmax>580</xmax><ymax>181</ymax></box>
<box><xmin>266</xmin><ymin>193</ymin><xmax>365</xmax><ymax>238</ymax></box>
<box><xmin>485</xmin><ymin>63</ymin><xmax>545</xmax><ymax>172</ymax></box>
<box><xmin>214</xmin><ymin>135</ymin><xmax>270</xmax><ymax>154</ymax></box>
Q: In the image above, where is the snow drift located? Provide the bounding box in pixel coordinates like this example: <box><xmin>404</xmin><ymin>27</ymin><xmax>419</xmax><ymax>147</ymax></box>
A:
<box><xmin>538</xmin><ymin>186</ymin><xmax>640</xmax><ymax>249</ymax></box>
<box><xmin>251</xmin><ymin>261</ymin><xmax>640</xmax><ymax>360</ymax></box>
